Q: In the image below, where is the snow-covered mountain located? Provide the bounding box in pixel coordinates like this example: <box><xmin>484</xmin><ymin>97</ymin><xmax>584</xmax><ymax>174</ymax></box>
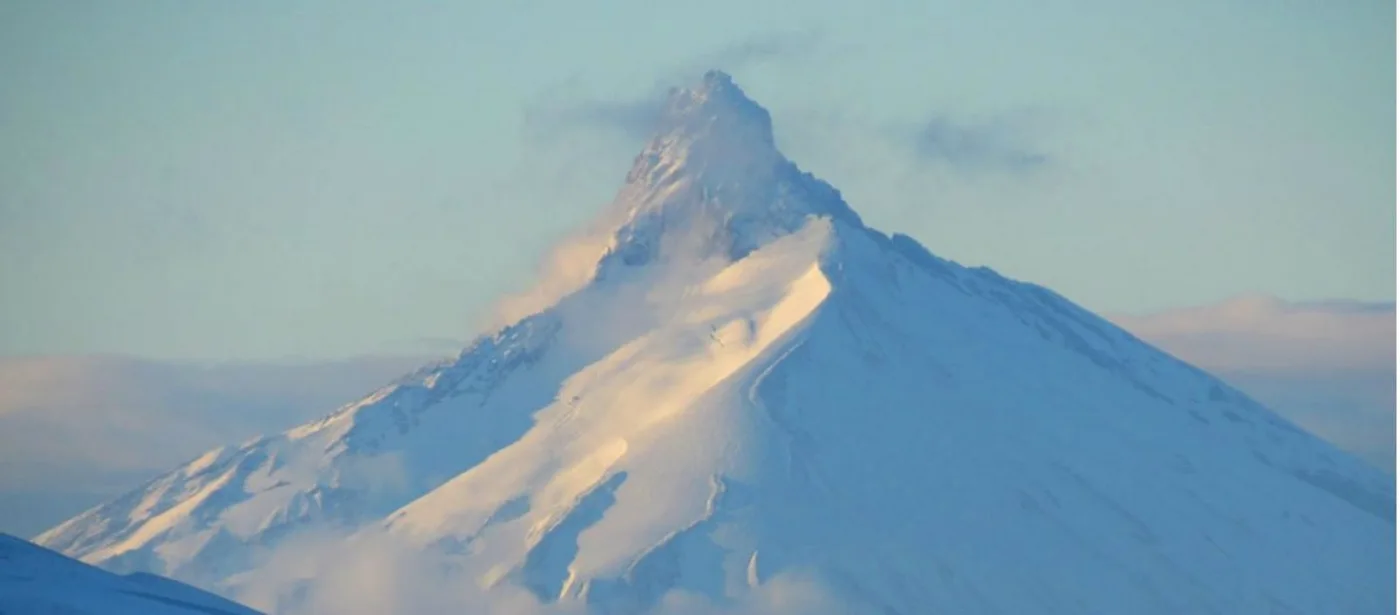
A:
<box><xmin>36</xmin><ymin>71</ymin><xmax>1395</xmax><ymax>614</ymax></box>
<box><xmin>0</xmin><ymin>532</ymin><xmax>263</xmax><ymax>614</ymax></box>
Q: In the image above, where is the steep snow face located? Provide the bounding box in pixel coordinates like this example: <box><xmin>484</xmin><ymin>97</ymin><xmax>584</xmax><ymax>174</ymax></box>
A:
<box><xmin>0</xmin><ymin>533</ymin><xmax>262</xmax><ymax>614</ymax></box>
<box><xmin>365</xmin><ymin>218</ymin><xmax>1392</xmax><ymax>615</ymax></box>
<box><xmin>35</xmin><ymin>71</ymin><xmax>1396</xmax><ymax>615</ymax></box>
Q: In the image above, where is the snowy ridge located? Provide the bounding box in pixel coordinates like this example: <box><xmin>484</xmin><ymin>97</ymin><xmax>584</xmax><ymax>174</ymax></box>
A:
<box><xmin>36</xmin><ymin>71</ymin><xmax>1395</xmax><ymax>614</ymax></box>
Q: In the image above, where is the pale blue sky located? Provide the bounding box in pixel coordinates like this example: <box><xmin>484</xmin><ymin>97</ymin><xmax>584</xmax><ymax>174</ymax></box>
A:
<box><xmin>1</xmin><ymin>0</ymin><xmax>1393</xmax><ymax>360</ymax></box>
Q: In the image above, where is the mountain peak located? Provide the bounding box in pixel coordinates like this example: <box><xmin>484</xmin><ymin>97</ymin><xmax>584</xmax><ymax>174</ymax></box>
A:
<box><xmin>671</xmin><ymin>70</ymin><xmax>760</xmax><ymax>112</ymax></box>
<box><xmin>699</xmin><ymin>68</ymin><xmax>737</xmax><ymax>90</ymax></box>
<box><xmin>678</xmin><ymin>70</ymin><xmax>765</xmax><ymax>119</ymax></box>
<box><xmin>651</xmin><ymin>69</ymin><xmax>776</xmax><ymax>156</ymax></box>
<box><xmin>599</xmin><ymin>71</ymin><xmax>857</xmax><ymax>270</ymax></box>
<box><xmin>689</xmin><ymin>69</ymin><xmax>745</xmax><ymax>102</ymax></box>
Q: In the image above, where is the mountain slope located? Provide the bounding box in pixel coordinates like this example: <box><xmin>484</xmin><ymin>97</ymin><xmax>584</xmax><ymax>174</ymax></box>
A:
<box><xmin>37</xmin><ymin>71</ymin><xmax>1395</xmax><ymax>615</ymax></box>
<box><xmin>0</xmin><ymin>533</ymin><xmax>263</xmax><ymax>614</ymax></box>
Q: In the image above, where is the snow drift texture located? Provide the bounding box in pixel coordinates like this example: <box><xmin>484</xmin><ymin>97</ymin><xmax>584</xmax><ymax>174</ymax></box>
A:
<box><xmin>36</xmin><ymin>71</ymin><xmax>1396</xmax><ymax>615</ymax></box>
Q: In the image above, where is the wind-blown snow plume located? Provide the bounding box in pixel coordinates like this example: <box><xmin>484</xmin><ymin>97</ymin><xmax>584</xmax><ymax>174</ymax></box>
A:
<box><xmin>490</xmin><ymin>227</ymin><xmax>615</xmax><ymax>331</ymax></box>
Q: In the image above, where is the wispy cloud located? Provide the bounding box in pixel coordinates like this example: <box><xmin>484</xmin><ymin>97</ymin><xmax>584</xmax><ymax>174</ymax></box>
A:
<box><xmin>526</xmin><ymin>31</ymin><xmax>822</xmax><ymax>142</ymax></box>
<box><xmin>908</xmin><ymin>111</ymin><xmax>1051</xmax><ymax>174</ymax></box>
<box><xmin>370</xmin><ymin>336</ymin><xmax>468</xmax><ymax>356</ymax></box>
<box><xmin>1110</xmin><ymin>294</ymin><xmax>1395</xmax><ymax>372</ymax></box>
<box><xmin>681</xmin><ymin>30</ymin><xmax>823</xmax><ymax>77</ymax></box>
<box><xmin>526</xmin><ymin>97</ymin><xmax>667</xmax><ymax>143</ymax></box>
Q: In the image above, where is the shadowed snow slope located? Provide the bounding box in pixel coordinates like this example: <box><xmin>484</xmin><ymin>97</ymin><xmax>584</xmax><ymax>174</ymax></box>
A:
<box><xmin>36</xmin><ymin>71</ymin><xmax>1395</xmax><ymax>615</ymax></box>
<box><xmin>0</xmin><ymin>533</ymin><xmax>262</xmax><ymax>614</ymax></box>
